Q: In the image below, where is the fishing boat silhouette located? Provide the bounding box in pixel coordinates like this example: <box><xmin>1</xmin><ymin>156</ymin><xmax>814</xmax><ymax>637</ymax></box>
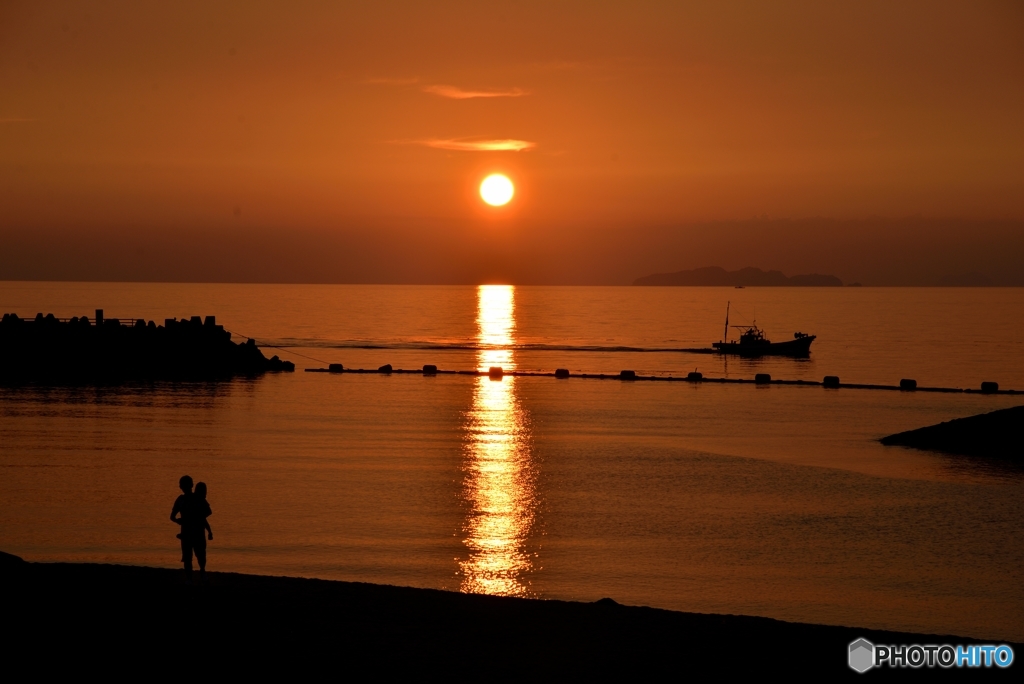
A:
<box><xmin>711</xmin><ymin>302</ymin><xmax>815</xmax><ymax>357</ymax></box>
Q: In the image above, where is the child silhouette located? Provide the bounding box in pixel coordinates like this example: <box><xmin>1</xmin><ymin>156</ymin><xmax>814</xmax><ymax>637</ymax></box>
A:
<box><xmin>192</xmin><ymin>481</ymin><xmax>214</xmax><ymax>580</ymax></box>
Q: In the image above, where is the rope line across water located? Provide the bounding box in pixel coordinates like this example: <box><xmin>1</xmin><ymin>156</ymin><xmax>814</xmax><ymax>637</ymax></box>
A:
<box><xmin>223</xmin><ymin>329</ymin><xmax>333</xmax><ymax>366</ymax></box>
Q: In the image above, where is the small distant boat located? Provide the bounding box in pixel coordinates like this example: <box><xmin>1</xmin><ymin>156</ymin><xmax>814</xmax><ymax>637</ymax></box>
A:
<box><xmin>711</xmin><ymin>302</ymin><xmax>815</xmax><ymax>356</ymax></box>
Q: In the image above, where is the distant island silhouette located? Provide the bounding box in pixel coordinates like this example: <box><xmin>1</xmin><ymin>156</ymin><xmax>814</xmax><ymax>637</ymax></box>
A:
<box><xmin>633</xmin><ymin>266</ymin><xmax>843</xmax><ymax>287</ymax></box>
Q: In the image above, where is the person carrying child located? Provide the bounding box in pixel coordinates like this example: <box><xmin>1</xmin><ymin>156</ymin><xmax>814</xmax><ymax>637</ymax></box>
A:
<box><xmin>170</xmin><ymin>475</ymin><xmax>214</xmax><ymax>583</ymax></box>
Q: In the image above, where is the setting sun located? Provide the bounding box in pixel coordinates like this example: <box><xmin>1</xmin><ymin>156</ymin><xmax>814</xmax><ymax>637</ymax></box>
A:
<box><xmin>480</xmin><ymin>174</ymin><xmax>514</xmax><ymax>206</ymax></box>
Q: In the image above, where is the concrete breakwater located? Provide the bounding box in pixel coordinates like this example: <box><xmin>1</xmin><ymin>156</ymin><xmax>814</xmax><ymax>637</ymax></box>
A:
<box><xmin>0</xmin><ymin>310</ymin><xmax>294</xmax><ymax>381</ymax></box>
<box><xmin>305</xmin><ymin>364</ymin><xmax>1018</xmax><ymax>395</ymax></box>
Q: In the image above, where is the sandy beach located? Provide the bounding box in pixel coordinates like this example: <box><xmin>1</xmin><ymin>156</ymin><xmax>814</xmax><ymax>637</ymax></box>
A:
<box><xmin>3</xmin><ymin>551</ymin><xmax>1014</xmax><ymax>677</ymax></box>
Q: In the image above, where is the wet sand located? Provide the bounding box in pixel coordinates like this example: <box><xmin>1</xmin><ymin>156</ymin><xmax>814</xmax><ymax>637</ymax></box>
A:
<box><xmin>3</xmin><ymin>552</ymin><xmax>1014</xmax><ymax>677</ymax></box>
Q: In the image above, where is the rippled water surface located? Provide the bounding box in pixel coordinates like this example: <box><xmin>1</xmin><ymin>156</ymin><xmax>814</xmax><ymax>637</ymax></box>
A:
<box><xmin>1</xmin><ymin>282</ymin><xmax>1022</xmax><ymax>641</ymax></box>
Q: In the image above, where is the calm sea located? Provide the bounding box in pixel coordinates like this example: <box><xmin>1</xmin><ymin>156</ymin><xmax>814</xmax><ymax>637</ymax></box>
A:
<box><xmin>1</xmin><ymin>282</ymin><xmax>1022</xmax><ymax>640</ymax></box>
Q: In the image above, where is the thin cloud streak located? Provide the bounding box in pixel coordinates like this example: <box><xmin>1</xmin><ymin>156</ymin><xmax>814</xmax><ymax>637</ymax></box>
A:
<box><xmin>393</xmin><ymin>138</ymin><xmax>536</xmax><ymax>152</ymax></box>
<box><xmin>421</xmin><ymin>138</ymin><xmax>535</xmax><ymax>152</ymax></box>
<box><xmin>422</xmin><ymin>84</ymin><xmax>527</xmax><ymax>99</ymax></box>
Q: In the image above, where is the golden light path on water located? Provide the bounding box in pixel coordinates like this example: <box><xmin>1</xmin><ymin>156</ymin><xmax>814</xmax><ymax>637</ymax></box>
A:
<box><xmin>458</xmin><ymin>285</ymin><xmax>537</xmax><ymax>596</ymax></box>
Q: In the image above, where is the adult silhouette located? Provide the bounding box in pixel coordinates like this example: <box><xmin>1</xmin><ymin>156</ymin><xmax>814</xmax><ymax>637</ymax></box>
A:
<box><xmin>170</xmin><ymin>475</ymin><xmax>213</xmax><ymax>583</ymax></box>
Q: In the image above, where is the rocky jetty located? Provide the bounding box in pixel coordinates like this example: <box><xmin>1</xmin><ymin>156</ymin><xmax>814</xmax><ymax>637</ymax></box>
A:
<box><xmin>0</xmin><ymin>310</ymin><xmax>294</xmax><ymax>381</ymax></box>
<box><xmin>880</xmin><ymin>405</ymin><xmax>1023</xmax><ymax>460</ymax></box>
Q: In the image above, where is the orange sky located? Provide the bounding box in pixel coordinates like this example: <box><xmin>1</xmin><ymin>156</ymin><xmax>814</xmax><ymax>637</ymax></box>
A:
<box><xmin>2</xmin><ymin>1</ymin><xmax>1023</xmax><ymax>283</ymax></box>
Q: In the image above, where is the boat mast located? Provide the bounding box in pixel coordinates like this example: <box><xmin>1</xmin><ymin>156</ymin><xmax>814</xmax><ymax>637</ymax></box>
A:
<box><xmin>724</xmin><ymin>301</ymin><xmax>730</xmax><ymax>342</ymax></box>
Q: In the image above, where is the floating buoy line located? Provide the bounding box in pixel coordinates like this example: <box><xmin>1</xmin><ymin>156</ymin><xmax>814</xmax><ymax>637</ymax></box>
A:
<box><xmin>304</xmin><ymin>365</ymin><xmax>1017</xmax><ymax>395</ymax></box>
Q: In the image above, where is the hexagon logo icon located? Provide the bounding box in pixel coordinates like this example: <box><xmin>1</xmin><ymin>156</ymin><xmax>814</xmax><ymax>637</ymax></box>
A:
<box><xmin>849</xmin><ymin>638</ymin><xmax>875</xmax><ymax>673</ymax></box>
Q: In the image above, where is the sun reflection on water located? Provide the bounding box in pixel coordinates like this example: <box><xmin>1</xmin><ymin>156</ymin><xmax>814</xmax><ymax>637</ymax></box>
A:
<box><xmin>458</xmin><ymin>285</ymin><xmax>537</xmax><ymax>596</ymax></box>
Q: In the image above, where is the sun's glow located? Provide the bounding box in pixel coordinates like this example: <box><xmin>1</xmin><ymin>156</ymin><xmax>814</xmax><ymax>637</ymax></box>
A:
<box><xmin>480</xmin><ymin>174</ymin><xmax>514</xmax><ymax>206</ymax></box>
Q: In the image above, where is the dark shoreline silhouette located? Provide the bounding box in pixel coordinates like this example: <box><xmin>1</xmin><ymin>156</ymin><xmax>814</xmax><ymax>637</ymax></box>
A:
<box><xmin>634</xmin><ymin>266</ymin><xmax>843</xmax><ymax>287</ymax></box>
<box><xmin>3</xmin><ymin>553</ymin><xmax>1013</xmax><ymax>675</ymax></box>
<box><xmin>0</xmin><ymin>311</ymin><xmax>294</xmax><ymax>382</ymax></box>
<box><xmin>880</xmin><ymin>405</ymin><xmax>1023</xmax><ymax>460</ymax></box>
